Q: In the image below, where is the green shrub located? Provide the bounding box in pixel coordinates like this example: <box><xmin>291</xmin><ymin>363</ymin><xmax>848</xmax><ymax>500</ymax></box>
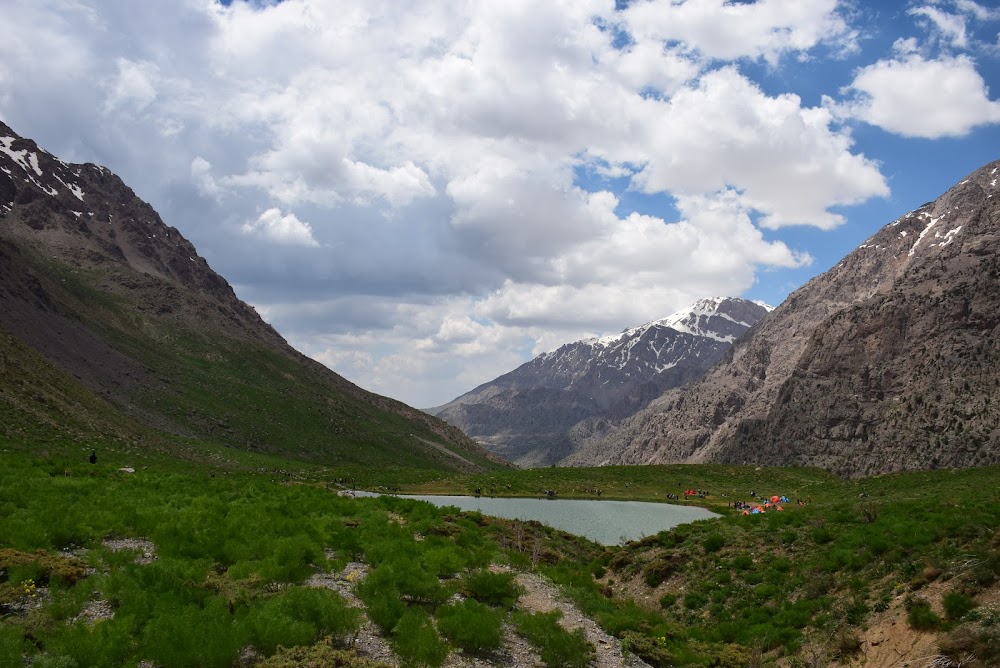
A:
<box><xmin>513</xmin><ymin>610</ymin><xmax>595</xmax><ymax>668</ymax></box>
<box><xmin>142</xmin><ymin>598</ymin><xmax>246</xmax><ymax>668</ymax></box>
<box><xmin>24</xmin><ymin>655</ymin><xmax>78</xmax><ymax>668</ymax></box>
<box><xmin>35</xmin><ymin>618</ymin><xmax>137</xmax><ymax>668</ymax></box>
<box><xmin>360</xmin><ymin>588</ymin><xmax>406</xmax><ymax>634</ymax></box>
<box><xmin>643</xmin><ymin>553</ymin><xmax>683</xmax><ymax>587</ymax></box>
<box><xmin>247</xmin><ymin>587</ymin><xmax>360</xmax><ymax>655</ymax></box>
<box><xmin>942</xmin><ymin>590</ymin><xmax>977</xmax><ymax>622</ymax></box>
<box><xmin>905</xmin><ymin>596</ymin><xmax>941</xmax><ymax>631</ymax></box>
<box><xmin>390</xmin><ymin>608</ymin><xmax>449</xmax><ymax>667</ymax></box>
<box><xmin>436</xmin><ymin>599</ymin><xmax>503</xmax><ymax>656</ymax></box>
<box><xmin>367</xmin><ymin>560</ymin><xmax>449</xmax><ymax>607</ymax></box>
<box><xmin>683</xmin><ymin>591</ymin><xmax>708</xmax><ymax>610</ymax></box>
<box><xmin>702</xmin><ymin>534</ymin><xmax>726</xmax><ymax>553</ymax></box>
<box><xmin>460</xmin><ymin>569</ymin><xmax>521</xmax><ymax>608</ymax></box>
<box><xmin>258</xmin><ymin>642</ymin><xmax>391</xmax><ymax>667</ymax></box>
<box><xmin>421</xmin><ymin>543</ymin><xmax>466</xmax><ymax>578</ymax></box>
<box><xmin>620</xmin><ymin>631</ymin><xmax>677</xmax><ymax>667</ymax></box>
<box><xmin>0</xmin><ymin>627</ymin><xmax>25</xmax><ymax>668</ymax></box>
<box><xmin>833</xmin><ymin>627</ymin><xmax>862</xmax><ymax>658</ymax></box>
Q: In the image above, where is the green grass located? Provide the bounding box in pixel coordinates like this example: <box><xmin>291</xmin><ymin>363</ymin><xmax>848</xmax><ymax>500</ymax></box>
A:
<box><xmin>2</xmin><ymin>242</ymin><xmax>503</xmax><ymax>475</ymax></box>
<box><xmin>2</xmin><ymin>443</ymin><xmax>999</xmax><ymax>666</ymax></box>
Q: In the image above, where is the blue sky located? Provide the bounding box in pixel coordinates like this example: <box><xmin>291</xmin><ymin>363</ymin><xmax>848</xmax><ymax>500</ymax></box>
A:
<box><xmin>2</xmin><ymin>0</ymin><xmax>999</xmax><ymax>407</ymax></box>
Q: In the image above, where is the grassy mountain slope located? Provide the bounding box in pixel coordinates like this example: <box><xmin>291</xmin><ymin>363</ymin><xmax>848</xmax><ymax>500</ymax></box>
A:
<box><xmin>0</xmin><ymin>122</ymin><xmax>504</xmax><ymax>473</ymax></box>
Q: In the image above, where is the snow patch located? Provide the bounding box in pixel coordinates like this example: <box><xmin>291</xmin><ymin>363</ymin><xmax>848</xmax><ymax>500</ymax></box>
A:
<box><xmin>908</xmin><ymin>216</ymin><xmax>941</xmax><ymax>257</ymax></box>
<box><xmin>0</xmin><ymin>136</ymin><xmax>43</xmax><ymax>176</ymax></box>
<box><xmin>53</xmin><ymin>173</ymin><xmax>85</xmax><ymax>201</ymax></box>
<box><xmin>935</xmin><ymin>226</ymin><xmax>962</xmax><ymax>248</ymax></box>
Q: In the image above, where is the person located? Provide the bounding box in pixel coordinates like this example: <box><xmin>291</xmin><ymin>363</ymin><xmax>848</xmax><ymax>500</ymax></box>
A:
<box><xmin>89</xmin><ymin>450</ymin><xmax>97</xmax><ymax>465</ymax></box>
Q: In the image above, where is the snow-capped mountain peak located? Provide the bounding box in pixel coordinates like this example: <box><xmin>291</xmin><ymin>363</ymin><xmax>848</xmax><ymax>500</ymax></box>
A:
<box><xmin>433</xmin><ymin>297</ymin><xmax>770</xmax><ymax>466</ymax></box>
<box><xmin>589</xmin><ymin>296</ymin><xmax>769</xmax><ymax>347</ymax></box>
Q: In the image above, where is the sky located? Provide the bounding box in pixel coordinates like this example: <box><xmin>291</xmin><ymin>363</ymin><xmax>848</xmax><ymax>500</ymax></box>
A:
<box><xmin>2</xmin><ymin>0</ymin><xmax>1000</xmax><ymax>408</ymax></box>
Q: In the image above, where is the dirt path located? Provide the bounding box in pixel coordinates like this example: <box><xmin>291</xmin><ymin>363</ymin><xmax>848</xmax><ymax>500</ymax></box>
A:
<box><xmin>515</xmin><ymin>572</ymin><xmax>653</xmax><ymax>668</ymax></box>
<box><xmin>306</xmin><ymin>564</ymin><xmax>649</xmax><ymax>668</ymax></box>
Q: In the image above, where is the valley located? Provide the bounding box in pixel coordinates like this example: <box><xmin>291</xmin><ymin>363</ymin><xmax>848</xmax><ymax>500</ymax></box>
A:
<box><xmin>2</xmin><ymin>123</ymin><xmax>1000</xmax><ymax>667</ymax></box>
<box><xmin>1</xmin><ymin>438</ymin><xmax>998</xmax><ymax>667</ymax></box>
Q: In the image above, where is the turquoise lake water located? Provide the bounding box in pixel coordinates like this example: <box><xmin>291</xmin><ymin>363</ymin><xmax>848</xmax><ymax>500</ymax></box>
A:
<box><xmin>356</xmin><ymin>493</ymin><xmax>718</xmax><ymax>545</ymax></box>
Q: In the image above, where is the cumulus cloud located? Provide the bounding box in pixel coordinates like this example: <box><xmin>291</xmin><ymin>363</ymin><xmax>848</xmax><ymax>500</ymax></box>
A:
<box><xmin>619</xmin><ymin>0</ymin><xmax>855</xmax><ymax>65</ymax></box>
<box><xmin>242</xmin><ymin>208</ymin><xmax>320</xmax><ymax>247</ymax></box>
<box><xmin>836</xmin><ymin>54</ymin><xmax>1000</xmax><ymax>138</ymax></box>
<box><xmin>623</xmin><ymin>67</ymin><xmax>888</xmax><ymax>228</ymax></box>
<box><xmin>191</xmin><ymin>156</ymin><xmax>222</xmax><ymax>199</ymax></box>
<box><xmin>1</xmin><ymin>0</ymin><xmax>936</xmax><ymax>406</ymax></box>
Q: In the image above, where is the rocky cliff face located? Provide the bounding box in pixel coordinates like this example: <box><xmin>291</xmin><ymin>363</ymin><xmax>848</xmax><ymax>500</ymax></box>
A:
<box><xmin>433</xmin><ymin>298</ymin><xmax>769</xmax><ymax>466</ymax></box>
<box><xmin>568</xmin><ymin>161</ymin><xmax>1000</xmax><ymax>477</ymax></box>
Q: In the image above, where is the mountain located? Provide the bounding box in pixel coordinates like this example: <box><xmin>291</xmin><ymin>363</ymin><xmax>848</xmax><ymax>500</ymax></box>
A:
<box><xmin>0</xmin><ymin>121</ymin><xmax>505</xmax><ymax>472</ymax></box>
<box><xmin>431</xmin><ymin>297</ymin><xmax>769</xmax><ymax>466</ymax></box>
<box><xmin>567</xmin><ymin>160</ymin><xmax>1000</xmax><ymax>477</ymax></box>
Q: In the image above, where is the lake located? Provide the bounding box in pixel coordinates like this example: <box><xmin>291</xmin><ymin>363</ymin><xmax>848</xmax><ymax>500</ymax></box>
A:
<box><xmin>354</xmin><ymin>493</ymin><xmax>718</xmax><ymax>545</ymax></box>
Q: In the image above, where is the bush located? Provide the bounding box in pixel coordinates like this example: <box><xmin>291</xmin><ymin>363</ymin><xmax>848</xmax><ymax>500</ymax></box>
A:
<box><xmin>833</xmin><ymin>627</ymin><xmax>862</xmax><ymax>658</ymax></box>
<box><xmin>258</xmin><ymin>642</ymin><xmax>390</xmax><ymax>668</ymax></box>
<box><xmin>390</xmin><ymin>608</ymin><xmax>449</xmax><ymax>667</ymax></box>
<box><xmin>942</xmin><ymin>590</ymin><xmax>977</xmax><ymax>622</ymax></box>
<box><xmin>513</xmin><ymin>610</ymin><xmax>595</xmax><ymax>668</ymax></box>
<box><xmin>683</xmin><ymin>591</ymin><xmax>708</xmax><ymax>610</ymax></box>
<box><xmin>906</xmin><ymin>596</ymin><xmax>941</xmax><ymax>631</ymax></box>
<box><xmin>359</xmin><ymin>588</ymin><xmax>406</xmax><ymax>634</ymax></box>
<box><xmin>460</xmin><ymin>569</ymin><xmax>521</xmax><ymax>608</ymax></box>
<box><xmin>142</xmin><ymin>598</ymin><xmax>246</xmax><ymax>668</ymax></box>
<box><xmin>643</xmin><ymin>553</ymin><xmax>683</xmax><ymax>587</ymax></box>
<box><xmin>702</xmin><ymin>534</ymin><xmax>726</xmax><ymax>553</ymax></box>
<box><xmin>0</xmin><ymin>627</ymin><xmax>23</xmax><ymax>668</ymax></box>
<box><xmin>436</xmin><ymin>599</ymin><xmax>503</xmax><ymax>656</ymax></box>
<box><xmin>247</xmin><ymin>587</ymin><xmax>360</xmax><ymax>655</ymax></box>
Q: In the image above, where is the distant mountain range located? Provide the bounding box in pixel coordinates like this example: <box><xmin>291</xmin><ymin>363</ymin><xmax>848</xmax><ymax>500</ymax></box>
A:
<box><xmin>431</xmin><ymin>297</ymin><xmax>770</xmax><ymax>466</ymax></box>
<box><xmin>0</xmin><ymin>121</ymin><xmax>505</xmax><ymax>473</ymax></box>
<box><xmin>566</xmin><ymin>160</ymin><xmax>1000</xmax><ymax>477</ymax></box>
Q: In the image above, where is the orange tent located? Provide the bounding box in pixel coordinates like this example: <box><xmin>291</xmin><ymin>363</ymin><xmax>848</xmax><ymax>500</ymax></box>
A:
<box><xmin>770</xmin><ymin>495</ymin><xmax>780</xmax><ymax>503</ymax></box>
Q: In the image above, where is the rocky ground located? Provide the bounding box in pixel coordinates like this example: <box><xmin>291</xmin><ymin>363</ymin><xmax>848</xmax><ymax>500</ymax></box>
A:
<box><xmin>305</xmin><ymin>562</ymin><xmax>651</xmax><ymax>668</ymax></box>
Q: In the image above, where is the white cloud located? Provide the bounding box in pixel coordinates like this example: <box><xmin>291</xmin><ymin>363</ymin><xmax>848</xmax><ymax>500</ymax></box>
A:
<box><xmin>954</xmin><ymin>0</ymin><xmax>1000</xmax><ymax>22</ymax></box>
<box><xmin>191</xmin><ymin>156</ymin><xmax>221</xmax><ymax>199</ymax></box>
<box><xmin>837</xmin><ymin>54</ymin><xmax>1000</xmax><ymax>138</ymax></box>
<box><xmin>625</xmin><ymin>67</ymin><xmax>888</xmax><ymax>228</ymax></box>
<box><xmin>0</xmin><ymin>0</ymin><xmax>918</xmax><ymax>407</ymax></box>
<box><xmin>620</xmin><ymin>0</ymin><xmax>854</xmax><ymax>65</ymax></box>
<box><xmin>909</xmin><ymin>5</ymin><xmax>969</xmax><ymax>48</ymax></box>
<box><xmin>242</xmin><ymin>208</ymin><xmax>320</xmax><ymax>247</ymax></box>
<box><xmin>103</xmin><ymin>58</ymin><xmax>159</xmax><ymax>115</ymax></box>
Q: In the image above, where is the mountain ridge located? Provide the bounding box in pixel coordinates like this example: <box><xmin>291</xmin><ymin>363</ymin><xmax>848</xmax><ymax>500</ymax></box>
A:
<box><xmin>567</xmin><ymin>159</ymin><xmax>1000</xmax><ymax>477</ymax></box>
<box><xmin>432</xmin><ymin>297</ymin><xmax>769</xmax><ymax>466</ymax></box>
<box><xmin>0</xmin><ymin>121</ymin><xmax>505</xmax><ymax>472</ymax></box>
